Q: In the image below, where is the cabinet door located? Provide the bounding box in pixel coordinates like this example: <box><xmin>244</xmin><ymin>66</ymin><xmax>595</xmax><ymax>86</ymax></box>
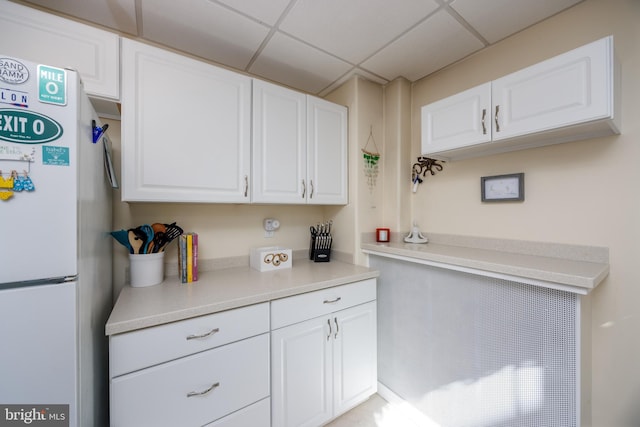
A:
<box><xmin>492</xmin><ymin>36</ymin><xmax>615</xmax><ymax>140</ymax></box>
<box><xmin>252</xmin><ymin>79</ymin><xmax>307</xmax><ymax>204</ymax></box>
<box><xmin>0</xmin><ymin>1</ymin><xmax>119</xmax><ymax>100</ymax></box>
<box><xmin>121</xmin><ymin>39</ymin><xmax>251</xmax><ymax>202</ymax></box>
<box><xmin>333</xmin><ymin>302</ymin><xmax>377</xmax><ymax>416</ymax></box>
<box><xmin>271</xmin><ymin>317</ymin><xmax>333</xmax><ymax>427</ymax></box>
<box><xmin>421</xmin><ymin>82</ymin><xmax>492</xmax><ymax>155</ymax></box>
<box><xmin>307</xmin><ymin>96</ymin><xmax>348</xmax><ymax>205</ymax></box>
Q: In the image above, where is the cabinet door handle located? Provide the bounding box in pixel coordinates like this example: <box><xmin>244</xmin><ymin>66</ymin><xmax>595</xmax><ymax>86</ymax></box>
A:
<box><xmin>309</xmin><ymin>180</ymin><xmax>314</xmax><ymax>199</ymax></box>
<box><xmin>244</xmin><ymin>175</ymin><xmax>248</xmax><ymax>197</ymax></box>
<box><xmin>327</xmin><ymin>318</ymin><xmax>332</xmax><ymax>341</ymax></box>
<box><xmin>187</xmin><ymin>381</ymin><xmax>220</xmax><ymax>398</ymax></box>
<box><xmin>302</xmin><ymin>179</ymin><xmax>306</xmax><ymax>199</ymax></box>
<box><xmin>494</xmin><ymin>105</ymin><xmax>500</xmax><ymax>133</ymax></box>
<box><xmin>481</xmin><ymin>108</ymin><xmax>487</xmax><ymax>135</ymax></box>
<box><xmin>186</xmin><ymin>327</ymin><xmax>219</xmax><ymax>340</ymax></box>
<box><xmin>323</xmin><ymin>297</ymin><xmax>341</xmax><ymax>304</ymax></box>
<box><xmin>334</xmin><ymin>317</ymin><xmax>339</xmax><ymax>339</ymax></box>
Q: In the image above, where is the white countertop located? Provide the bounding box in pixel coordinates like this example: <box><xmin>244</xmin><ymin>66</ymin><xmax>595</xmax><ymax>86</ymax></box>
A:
<box><xmin>106</xmin><ymin>259</ymin><xmax>378</xmax><ymax>336</ymax></box>
<box><xmin>362</xmin><ymin>234</ymin><xmax>609</xmax><ymax>294</ymax></box>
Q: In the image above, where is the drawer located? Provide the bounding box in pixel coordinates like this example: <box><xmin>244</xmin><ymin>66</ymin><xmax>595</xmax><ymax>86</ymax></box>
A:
<box><xmin>271</xmin><ymin>279</ymin><xmax>376</xmax><ymax>329</ymax></box>
<box><xmin>204</xmin><ymin>397</ymin><xmax>270</xmax><ymax>427</ymax></box>
<box><xmin>110</xmin><ymin>334</ymin><xmax>270</xmax><ymax>427</ymax></box>
<box><xmin>110</xmin><ymin>302</ymin><xmax>269</xmax><ymax>377</ymax></box>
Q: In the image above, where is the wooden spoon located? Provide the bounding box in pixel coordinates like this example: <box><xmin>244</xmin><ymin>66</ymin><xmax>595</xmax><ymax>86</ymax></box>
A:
<box><xmin>128</xmin><ymin>229</ymin><xmax>145</xmax><ymax>254</ymax></box>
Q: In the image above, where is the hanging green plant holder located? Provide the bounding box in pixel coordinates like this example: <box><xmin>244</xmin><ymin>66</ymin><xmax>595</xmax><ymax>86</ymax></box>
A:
<box><xmin>362</xmin><ymin>127</ymin><xmax>380</xmax><ymax>192</ymax></box>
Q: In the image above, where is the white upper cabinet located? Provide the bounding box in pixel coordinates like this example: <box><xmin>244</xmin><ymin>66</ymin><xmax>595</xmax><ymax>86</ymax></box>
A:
<box><xmin>492</xmin><ymin>36</ymin><xmax>617</xmax><ymax>140</ymax></box>
<box><xmin>307</xmin><ymin>96</ymin><xmax>348</xmax><ymax>205</ymax></box>
<box><xmin>252</xmin><ymin>80</ymin><xmax>348</xmax><ymax>205</ymax></box>
<box><xmin>121</xmin><ymin>39</ymin><xmax>252</xmax><ymax>203</ymax></box>
<box><xmin>421</xmin><ymin>82</ymin><xmax>492</xmax><ymax>153</ymax></box>
<box><xmin>422</xmin><ymin>36</ymin><xmax>620</xmax><ymax>161</ymax></box>
<box><xmin>252</xmin><ymin>80</ymin><xmax>307</xmax><ymax>204</ymax></box>
<box><xmin>0</xmin><ymin>1</ymin><xmax>119</xmax><ymax>101</ymax></box>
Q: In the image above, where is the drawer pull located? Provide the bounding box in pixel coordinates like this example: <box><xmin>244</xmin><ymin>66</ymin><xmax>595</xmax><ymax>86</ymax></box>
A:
<box><xmin>187</xmin><ymin>381</ymin><xmax>220</xmax><ymax>398</ymax></box>
<box><xmin>186</xmin><ymin>327</ymin><xmax>220</xmax><ymax>340</ymax></box>
<box><xmin>323</xmin><ymin>297</ymin><xmax>341</xmax><ymax>304</ymax></box>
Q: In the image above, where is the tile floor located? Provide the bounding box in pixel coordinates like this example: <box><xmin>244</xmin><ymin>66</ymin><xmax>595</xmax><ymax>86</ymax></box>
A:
<box><xmin>324</xmin><ymin>394</ymin><xmax>421</xmax><ymax>427</ymax></box>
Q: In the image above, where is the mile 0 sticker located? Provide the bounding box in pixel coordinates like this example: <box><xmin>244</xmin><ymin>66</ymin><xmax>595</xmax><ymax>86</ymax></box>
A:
<box><xmin>38</xmin><ymin>65</ymin><xmax>67</xmax><ymax>106</ymax></box>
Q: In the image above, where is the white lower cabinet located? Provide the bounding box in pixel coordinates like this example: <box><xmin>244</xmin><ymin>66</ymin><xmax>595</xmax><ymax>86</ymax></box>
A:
<box><xmin>109</xmin><ymin>281</ymin><xmax>377</xmax><ymax>427</ymax></box>
<box><xmin>271</xmin><ymin>280</ymin><xmax>377</xmax><ymax>427</ymax></box>
<box><xmin>109</xmin><ymin>304</ymin><xmax>270</xmax><ymax>427</ymax></box>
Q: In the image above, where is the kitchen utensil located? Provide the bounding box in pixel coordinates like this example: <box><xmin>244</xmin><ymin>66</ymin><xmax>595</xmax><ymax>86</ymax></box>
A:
<box><xmin>127</xmin><ymin>229</ymin><xmax>145</xmax><ymax>254</ymax></box>
<box><xmin>151</xmin><ymin>223</ymin><xmax>166</xmax><ymax>234</ymax></box>
<box><xmin>139</xmin><ymin>224</ymin><xmax>154</xmax><ymax>254</ymax></box>
<box><xmin>110</xmin><ymin>229</ymin><xmax>133</xmax><ymax>253</ymax></box>
<box><xmin>154</xmin><ymin>222</ymin><xmax>184</xmax><ymax>252</ymax></box>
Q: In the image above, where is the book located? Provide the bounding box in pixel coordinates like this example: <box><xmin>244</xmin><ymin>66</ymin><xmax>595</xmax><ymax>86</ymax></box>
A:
<box><xmin>177</xmin><ymin>232</ymin><xmax>199</xmax><ymax>283</ymax></box>
<box><xmin>192</xmin><ymin>233</ymin><xmax>198</xmax><ymax>282</ymax></box>
<box><xmin>186</xmin><ymin>233</ymin><xmax>193</xmax><ymax>283</ymax></box>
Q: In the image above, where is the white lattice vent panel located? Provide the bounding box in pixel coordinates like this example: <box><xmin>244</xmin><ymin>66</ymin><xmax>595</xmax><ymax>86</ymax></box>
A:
<box><xmin>373</xmin><ymin>256</ymin><xmax>578</xmax><ymax>427</ymax></box>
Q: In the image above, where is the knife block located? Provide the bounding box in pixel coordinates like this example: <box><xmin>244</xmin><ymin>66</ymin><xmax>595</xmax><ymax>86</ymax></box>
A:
<box><xmin>309</xmin><ymin>234</ymin><xmax>331</xmax><ymax>262</ymax></box>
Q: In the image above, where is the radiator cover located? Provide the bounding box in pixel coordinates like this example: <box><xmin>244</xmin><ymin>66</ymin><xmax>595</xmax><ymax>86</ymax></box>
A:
<box><xmin>373</xmin><ymin>255</ymin><xmax>578</xmax><ymax>427</ymax></box>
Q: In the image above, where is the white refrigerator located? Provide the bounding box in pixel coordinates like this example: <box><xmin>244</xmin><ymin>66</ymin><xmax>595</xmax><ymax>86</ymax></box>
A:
<box><xmin>0</xmin><ymin>55</ymin><xmax>113</xmax><ymax>426</ymax></box>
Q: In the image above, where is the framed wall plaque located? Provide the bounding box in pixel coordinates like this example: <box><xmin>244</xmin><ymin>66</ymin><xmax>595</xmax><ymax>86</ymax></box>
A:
<box><xmin>481</xmin><ymin>173</ymin><xmax>524</xmax><ymax>202</ymax></box>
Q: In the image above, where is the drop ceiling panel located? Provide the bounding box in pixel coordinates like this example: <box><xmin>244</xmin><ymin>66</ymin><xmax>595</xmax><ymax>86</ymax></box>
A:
<box><xmin>450</xmin><ymin>0</ymin><xmax>584</xmax><ymax>44</ymax></box>
<box><xmin>250</xmin><ymin>32</ymin><xmax>353</xmax><ymax>94</ymax></box>
<box><xmin>216</xmin><ymin>0</ymin><xmax>292</xmax><ymax>26</ymax></box>
<box><xmin>361</xmin><ymin>9</ymin><xmax>485</xmax><ymax>81</ymax></box>
<box><xmin>16</xmin><ymin>0</ymin><xmax>585</xmax><ymax>95</ymax></box>
<box><xmin>22</xmin><ymin>0</ymin><xmax>138</xmax><ymax>34</ymax></box>
<box><xmin>141</xmin><ymin>0</ymin><xmax>270</xmax><ymax>69</ymax></box>
<box><xmin>280</xmin><ymin>0</ymin><xmax>440</xmax><ymax>64</ymax></box>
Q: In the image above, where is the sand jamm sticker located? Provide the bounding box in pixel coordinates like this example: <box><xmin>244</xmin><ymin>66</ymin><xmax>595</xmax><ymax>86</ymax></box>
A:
<box><xmin>0</xmin><ymin>109</ymin><xmax>63</xmax><ymax>143</ymax></box>
<box><xmin>0</xmin><ymin>57</ymin><xmax>29</xmax><ymax>84</ymax></box>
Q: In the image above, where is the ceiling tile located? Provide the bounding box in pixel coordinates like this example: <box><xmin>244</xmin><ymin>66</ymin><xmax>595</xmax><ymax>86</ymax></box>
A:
<box><xmin>215</xmin><ymin>0</ymin><xmax>291</xmax><ymax>26</ymax></box>
<box><xmin>22</xmin><ymin>0</ymin><xmax>138</xmax><ymax>34</ymax></box>
<box><xmin>361</xmin><ymin>9</ymin><xmax>484</xmax><ymax>81</ymax></box>
<box><xmin>250</xmin><ymin>32</ymin><xmax>353</xmax><ymax>94</ymax></box>
<box><xmin>450</xmin><ymin>0</ymin><xmax>584</xmax><ymax>43</ymax></box>
<box><xmin>141</xmin><ymin>0</ymin><xmax>270</xmax><ymax>70</ymax></box>
<box><xmin>279</xmin><ymin>0</ymin><xmax>440</xmax><ymax>64</ymax></box>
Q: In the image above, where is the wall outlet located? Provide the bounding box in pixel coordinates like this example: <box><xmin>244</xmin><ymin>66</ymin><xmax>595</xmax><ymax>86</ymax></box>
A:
<box><xmin>263</xmin><ymin>218</ymin><xmax>280</xmax><ymax>238</ymax></box>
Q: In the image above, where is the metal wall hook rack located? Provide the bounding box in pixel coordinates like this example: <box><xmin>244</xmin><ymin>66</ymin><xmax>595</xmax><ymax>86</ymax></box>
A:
<box><xmin>411</xmin><ymin>156</ymin><xmax>445</xmax><ymax>192</ymax></box>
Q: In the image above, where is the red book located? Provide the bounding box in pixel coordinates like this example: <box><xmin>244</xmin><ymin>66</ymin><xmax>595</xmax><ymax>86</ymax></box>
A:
<box><xmin>192</xmin><ymin>233</ymin><xmax>198</xmax><ymax>282</ymax></box>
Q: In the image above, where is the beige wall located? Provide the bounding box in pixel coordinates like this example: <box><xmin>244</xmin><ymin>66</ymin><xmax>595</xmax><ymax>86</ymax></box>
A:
<box><xmin>409</xmin><ymin>0</ymin><xmax>639</xmax><ymax>425</ymax></box>
<box><xmin>326</xmin><ymin>76</ymin><xmax>385</xmax><ymax>266</ymax></box>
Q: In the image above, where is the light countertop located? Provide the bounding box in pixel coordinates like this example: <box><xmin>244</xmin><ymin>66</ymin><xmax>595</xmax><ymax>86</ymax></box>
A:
<box><xmin>361</xmin><ymin>233</ymin><xmax>609</xmax><ymax>293</ymax></box>
<box><xmin>105</xmin><ymin>259</ymin><xmax>378</xmax><ymax>336</ymax></box>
